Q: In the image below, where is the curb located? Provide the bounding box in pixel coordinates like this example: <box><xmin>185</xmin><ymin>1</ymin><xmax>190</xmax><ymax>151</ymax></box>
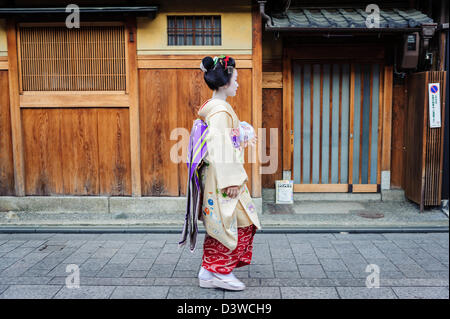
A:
<box><xmin>0</xmin><ymin>226</ymin><xmax>448</xmax><ymax>234</ymax></box>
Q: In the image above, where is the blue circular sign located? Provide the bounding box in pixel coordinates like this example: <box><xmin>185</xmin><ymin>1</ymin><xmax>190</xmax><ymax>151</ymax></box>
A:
<box><xmin>431</xmin><ymin>85</ymin><xmax>438</xmax><ymax>94</ymax></box>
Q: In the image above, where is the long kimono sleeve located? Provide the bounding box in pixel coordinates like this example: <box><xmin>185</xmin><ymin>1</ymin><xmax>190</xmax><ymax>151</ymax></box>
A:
<box><xmin>207</xmin><ymin>111</ymin><xmax>248</xmax><ymax>190</ymax></box>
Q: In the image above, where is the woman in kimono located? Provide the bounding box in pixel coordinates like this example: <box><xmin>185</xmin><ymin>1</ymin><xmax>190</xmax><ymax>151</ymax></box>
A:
<box><xmin>196</xmin><ymin>55</ymin><xmax>262</xmax><ymax>291</ymax></box>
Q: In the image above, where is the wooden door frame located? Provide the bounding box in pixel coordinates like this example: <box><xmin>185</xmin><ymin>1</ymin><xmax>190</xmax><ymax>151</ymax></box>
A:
<box><xmin>283</xmin><ymin>45</ymin><xmax>391</xmax><ymax>192</ymax></box>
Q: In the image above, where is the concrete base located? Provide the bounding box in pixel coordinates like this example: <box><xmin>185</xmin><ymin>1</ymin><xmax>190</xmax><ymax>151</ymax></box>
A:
<box><xmin>381</xmin><ymin>189</ymin><xmax>406</xmax><ymax>202</ymax></box>
<box><xmin>0</xmin><ymin>196</ymin><xmax>263</xmax><ymax>215</ymax></box>
<box><xmin>262</xmin><ymin>188</ymin><xmax>381</xmax><ymax>202</ymax></box>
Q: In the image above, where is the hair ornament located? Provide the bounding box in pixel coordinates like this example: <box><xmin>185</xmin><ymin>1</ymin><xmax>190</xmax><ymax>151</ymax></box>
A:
<box><xmin>200</xmin><ymin>61</ymin><xmax>208</xmax><ymax>73</ymax></box>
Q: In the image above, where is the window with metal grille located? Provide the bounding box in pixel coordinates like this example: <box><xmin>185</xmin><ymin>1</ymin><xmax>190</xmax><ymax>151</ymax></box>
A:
<box><xmin>167</xmin><ymin>16</ymin><xmax>221</xmax><ymax>46</ymax></box>
<box><xmin>17</xmin><ymin>24</ymin><xmax>126</xmax><ymax>91</ymax></box>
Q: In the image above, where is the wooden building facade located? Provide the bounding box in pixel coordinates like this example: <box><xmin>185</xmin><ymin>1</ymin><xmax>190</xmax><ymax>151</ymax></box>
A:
<box><xmin>0</xmin><ymin>0</ymin><xmax>448</xmax><ymax>210</ymax></box>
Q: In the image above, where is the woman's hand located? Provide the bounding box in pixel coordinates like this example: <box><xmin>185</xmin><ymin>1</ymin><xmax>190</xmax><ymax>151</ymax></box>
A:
<box><xmin>223</xmin><ymin>185</ymin><xmax>240</xmax><ymax>199</ymax></box>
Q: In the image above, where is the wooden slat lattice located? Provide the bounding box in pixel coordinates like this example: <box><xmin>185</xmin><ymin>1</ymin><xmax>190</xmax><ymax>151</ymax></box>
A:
<box><xmin>18</xmin><ymin>25</ymin><xmax>126</xmax><ymax>91</ymax></box>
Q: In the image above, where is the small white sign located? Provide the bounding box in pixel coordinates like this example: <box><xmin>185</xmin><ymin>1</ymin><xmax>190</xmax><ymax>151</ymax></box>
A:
<box><xmin>275</xmin><ymin>180</ymin><xmax>293</xmax><ymax>204</ymax></box>
<box><xmin>428</xmin><ymin>83</ymin><xmax>441</xmax><ymax>128</ymax></box>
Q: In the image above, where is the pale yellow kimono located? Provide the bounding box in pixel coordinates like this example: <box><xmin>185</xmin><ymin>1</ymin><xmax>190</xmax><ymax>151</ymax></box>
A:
<box><xmin>198</xmin><ymin>98</ymin><xmax>262</xmax><ymax>251</ymax></box>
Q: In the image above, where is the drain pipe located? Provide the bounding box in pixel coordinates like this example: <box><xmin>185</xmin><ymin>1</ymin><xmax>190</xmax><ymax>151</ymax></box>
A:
<box><xmin>258</xmin><ymin>1</ymin><xmax>272</xmax><ymax>27</ymax></box>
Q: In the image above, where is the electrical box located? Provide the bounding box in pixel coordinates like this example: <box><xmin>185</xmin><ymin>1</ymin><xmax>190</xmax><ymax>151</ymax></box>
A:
<box><xmin>401</xmin><ymin>32</ymin><xmax>420</xmax><ymax>69</ymax></box>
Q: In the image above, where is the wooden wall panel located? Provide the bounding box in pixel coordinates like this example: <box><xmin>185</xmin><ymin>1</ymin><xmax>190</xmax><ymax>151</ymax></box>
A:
<box><xmin>229</xmin><ymin>68</ymin><xmax>253</xmax><ymax>195</ymax></box>
<box><xmin>97</xmin><ymin>108</ymin><xmax>132</xmax><ymax>196</ymax></box>
<box><xmin>139</xmin><ymin>69</ymin><xmax>179</xmax><ymax>196</ymax></box>
<box><xmin>404</xmin><ymin>73</ymin><xmax>427</xmax><ymax>204</ymax></box>
<box><xmin>261</xmin><ymin>88</ymin><xmax>283</xmax><ymax>188</ymax></box>
<box><xmin>61</xmin><ymin>109</ymin><xmax>100</xmax><ymax>194</ymax></box>
<box><xmin>139</xmin><ymin>67</ymin><xmax>254</xmax><ymax>196</ymax></box>
<box><xmin>23</xmin><ymin>108</ymin><xmax>63</xmax><ymax>195</ymax></box>
<box><xmin>0</xmin><ymin>70</ymin><xmax>15</xmax><ymax>195</ymax></box>
<box><xmin>391</xmin><ymin>82</ymin><xmax>407</xmax><ymax>189</ymax></box>
<box><xmin>22</xmin><ymin>108</ymin><xmax>132</xmax><ymax>195</ymax></box>
<box><xmin>176</xmin><ymin>69</ymin><xmax>211</xmax><ymax>196</ymax></box>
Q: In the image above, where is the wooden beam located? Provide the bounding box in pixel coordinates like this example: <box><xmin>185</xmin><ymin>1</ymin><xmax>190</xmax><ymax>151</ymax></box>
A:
<box><xmin>282</xmin><ymin>48</ymin><xmax>292</xmax><ymax>173</ymax></box>
<box><xmin>251</xmin><ymin>4</ymin><xmax>262</xmax><ymax>198</ymax></box>
<box><xmin>293</xmin><ymin>184</ymin><xmax>348</xmax><ymax>192</ymax></box>
<box><xmin>0</xmin><ymin>57</ymin><xmax>8</xmax><ymax>70</ymax></box>
<box><xmin>381</xmin><ymin>65</ymin><xmax>393</xmax><ymax>173</ymax></box>
<box><xmin>6</xmin><ymin>19</ymin><xmax>25</xmax><ymax>196</ymax></box>
<box><xmin>126</xmin><ymin>17</ymin><xmax>142</xmax><ymax>197</ymax></box>
<box><xmin>137</xmin><ymin>56</ymin><xmax>253</xmax><ymax>69</ymax></box>
<box><xmin>20</xmin><ymin>94</ymin><xmax>130</xmax><ymax>107</ymax></box>
<box><xmin>352</xmin><ymin>184</ymin><xmax>378</xmax><ymax>192</ymax></box>
<box><xmin>262</xmin><ymin>72</ymin><xmax>282</xmax><ymax>88</ymax></box>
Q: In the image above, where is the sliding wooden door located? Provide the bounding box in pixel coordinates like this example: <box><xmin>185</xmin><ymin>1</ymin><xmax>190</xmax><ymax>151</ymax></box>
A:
<box><xmin>292</xmin><ymin>61</ymin><xmax>383</xmax><ymax>192</ymax></box>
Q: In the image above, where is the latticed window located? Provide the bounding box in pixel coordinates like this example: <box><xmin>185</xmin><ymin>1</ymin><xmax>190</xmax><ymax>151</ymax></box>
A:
<box><xmin>167</xmin><ymin>16</ymin><xmax>221</xmax><ymax>46</ymax></box>
<box><xmin>17</xmin><ymin>24</ymin><xmax>126</xmax><ymax>91</ymax></box>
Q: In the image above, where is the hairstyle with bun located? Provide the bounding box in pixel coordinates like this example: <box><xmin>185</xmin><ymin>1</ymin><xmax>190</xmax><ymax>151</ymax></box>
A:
<box><xmin>200</xmin><ymin>55</ymin><xmax>236</xmax><ymax>91</ymax></box>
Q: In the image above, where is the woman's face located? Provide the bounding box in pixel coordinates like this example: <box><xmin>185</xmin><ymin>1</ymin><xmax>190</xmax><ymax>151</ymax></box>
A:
<box><xmin>223</xmin><ymin>69</ymin><xmax>238</xmax><ymax>97</ymax></box>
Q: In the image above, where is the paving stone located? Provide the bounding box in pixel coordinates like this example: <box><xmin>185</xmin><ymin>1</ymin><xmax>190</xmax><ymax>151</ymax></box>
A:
<box><xmin>127</xmin><ymin>258</ymin><xmax>154</xmax><ymax>271</ymax></box>
<box><xmin>269</xmin><ymin>248</ymin><xmax>294</xmax><ymax>259</ymax></box>
<box><xmin>117</xmin><ymin>244</ymin><xmax>145</xmax><ymax>254</ymax></box>
<box><xmin>413</xmin><ymin>258</ymin><xmax>448</xmax><ymax>272</ymax></box>
<box><xmin>0</xmin><ymin>258</ymin><xmax>19</xmax><ymax>271</ymax></box>
<box><xmin>250</xmin><ymin>252</ymin><xmax>272</xmax><ymax>265</ymax></box>
<box><xmin>0</xmin><ymin>285</ymin><xmax>8</xmax><ymax>295</ymax></box>
<box><xmin>96</xmin><ymin>264</ymin><xmax>128</xmax><ymax>278</ymax></box>
<box><xmin>337</xmin><ymin>287</ymin><xmax>397</xmax><ymax>299</ymax></box>
<box><xmin>0</xmin><ymin>285</ymin><xmax>61</xmax><ymax>299</ymax></box>
<box><xmin>142</xmin><ymin>240</ymin><xmax>166</xmax><ymax>249</ymax></box>
<box><xmin>224</xmin><ymin>287</ymin><xmax>281</xmax><ymax>299</ymax></box>
<box><xmin>80</xmin><ymin>258</ymin><xmax>109</xmax><ymax>274</ymax></box>
<box><xmin>396</xmin><ymin>263</ymin><xmax>431</xmax><ymax>278</ymax></box>
<box><xmin>63</xmin><ymin>253</ymin><xmax>92</xmax><ymax>264</ymax></box>
<box><xmin>290</xmin><ymin>243</ymin><xmax>315</xmax><ymax>254</ymax></box>
<box><xmin>98</xmin><ymin>241</ymin><xmax>125</xmax><ymax>249</ymax></box>
<box><xmin>154</xmin><ymin>254</ymin><xmax>180</xmax><ymax>265</ymax></box>
<box><xmin>294</xmin><ymin>253</ymin><xmax>320</xmax><ymax>265</ymax></box>
<box><xmin>108</xmin><ymin>253</ymin><xmax>135</xmax><ymax>265</ymax></box>
<box><xmin>110</xmin><ymin>286</ymin><xmax>169</xmax><ymax>299</ymax></box>
<box><xmin>275</xmin><ymin>271</ymin><xmax>301</xmax><ymax>279</ymax></box>
<box><xmin>364</xmin><ymin>258</ymin><xmax>399</xmax><ymax>272</ymax></box>
<box><xmin>249</xmin><ymin>265</ymin><xmax>275</xmax><ymax>278</ymax></box>
<box><xmin>378</xmin><ymin>271</ymin><xmax>406</xmax><ymax>279</ymax></box>
<box><xmin>392</xmin><ymin>287</ymin><xmax>449</xmax><ymax>299</ymax></box>
<box><xmin>175</xmin><ymin>259</ymin><xmax>201</xmax><ymax>271</ymax></box>
<box><xmin>325</xmin><ymin>271</ymin><xmax>354</xmax><ymax>279</ymax></box>
<box><xmin>172</xmin><ymin>270</ymin><xmax>199</xmax><ymax>278</ymax></box>
<box><xmin>319</xmin><ymin>259</ymin><xmax>349</xmax><ymax>272</ymax></box>
<box><xmin>136</xmin><ymin>248</ymin><xmax>161</xmax><ymax>259</ymax></box>
<box><xmin>314</xmin><ymin>248</ymin><xmax>340</xmax><ymax>259</ymax></box>
<box><xmin>147</xmin><ymin>264</ymin><xmax>176</xmax><ymax>277</ymax></box>
<box><xmin>91</xmin><ymin>248</ymin><xmax>119</xmax><ymax>259</ymax></box>
<box><xmin>298</xmin><ymin>265</ymin><xmax>327</xmax><ymax>279</ymax></box>
<box><xmin>280</xmin><ymin>287</ymin><xmax>339</xmax><ymax>299</ymax></box>
<box><xmin>54</xmin><ymin>285</ymin><xmax>116</xmax><ymax>299</ymax></box>
<box><xmin>273</xmin><ymin>259</ymin><xmax>298</xmax><ymax>272</ymax></box>
<box><xmin>121</xmin><ymin>270</ymin><xmax>148</xmax><ymax>278</ymax></box>
<box><xmin>356</xmin><ymin>247</ymin><xmax>386</xmax><ymax>259</ymax></box>
<box><xmin>0</xmin><ymin>276</ymin><xmax>54</xmax><ymax>285</ymax></box>
<box><xmin>332</xmin><ymin>243</ymin><xmax>360</xmax><ymax>255</ymax></box>
<box><xmin>48</xmin><ymin>276</ymin><xmax>156</xmax><ymax>286</ymax></box>
<box><xmin>167</xmin><ymin>285</ymin><xmax>224</xmax><ymax>299</ymax></box>
<box><xmin>153</xmin><ymin>278</ymin><xmax>198</xmax><ymax>286</ymax></box>
<box><xmin>20</xmin><ymin>240</ymin><xmax>47</xmax><ymax>248</ymax></box>
<box><xmin>309</xmin><ymin>240</ymin><xmax>333</xmax><ymax>248</ymax></box>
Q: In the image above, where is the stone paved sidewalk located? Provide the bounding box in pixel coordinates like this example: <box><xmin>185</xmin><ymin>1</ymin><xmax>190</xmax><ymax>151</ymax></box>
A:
<box><xmin>0</xmin><ymin>232</ymin><xmax>448</xmax><ymax>299</ymax></box>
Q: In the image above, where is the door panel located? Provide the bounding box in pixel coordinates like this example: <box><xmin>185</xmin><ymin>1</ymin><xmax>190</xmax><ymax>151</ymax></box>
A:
<box><xmin>292</xmin><ymin>61</ymin><xmax>382</xmax><ymax>192</ymax></box>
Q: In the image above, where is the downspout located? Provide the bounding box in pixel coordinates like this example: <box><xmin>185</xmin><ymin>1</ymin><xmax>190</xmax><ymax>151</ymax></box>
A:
<box><xmin>258</xmin><ymin>1</ymin><xmax>273</xmax><ymax>27</ymax></box>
